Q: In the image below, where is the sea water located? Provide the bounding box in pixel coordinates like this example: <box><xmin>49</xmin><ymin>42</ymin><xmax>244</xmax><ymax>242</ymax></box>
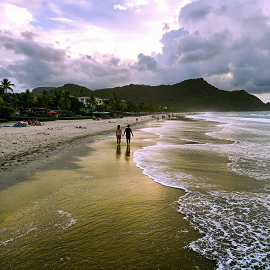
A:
<box><xmin>134</xmin><ymin>112</ymin><xmax>270</xmax><ymax>269</ymax></box>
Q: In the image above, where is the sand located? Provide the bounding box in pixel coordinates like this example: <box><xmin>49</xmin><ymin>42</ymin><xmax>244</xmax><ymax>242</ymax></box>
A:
<box><xmin>0</xmin><ymin>114</ymin><xmax>217</xmax><ymax>269</ymax></box>
<box><xmin>0</xmin><ymin>116</ymin><xmax>152</xmax><ymax>166</ymax></box>
<box><xmin>0</xmin><ymin>119</ymin><xmax>216</xmax><ymax>269</ymax></box>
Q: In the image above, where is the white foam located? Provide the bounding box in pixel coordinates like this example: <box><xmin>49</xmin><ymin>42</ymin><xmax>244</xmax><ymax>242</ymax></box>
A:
<box><xmin>134</xmin><ymin>112</ymin><xmax>270</xmax><ymax>269</ymax></box>
<box><xmin>178</xmin><ymin>191</ymin><xmax>270</xmax><ymax>269</ymax></box>
<box><xmin>56</xmin><ymin>210</ymin><xmax>77</xmax><ymax>230</ymax></box>
<box><xmin>0</xmin><ymin>227</ymin><xmax>38</xmax><ymax>247</ymax></box>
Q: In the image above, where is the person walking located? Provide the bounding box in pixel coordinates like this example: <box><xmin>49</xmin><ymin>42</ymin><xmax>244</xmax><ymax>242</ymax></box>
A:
<box><xmin>116</xmin><ymin>125</ymin><xmax>123</xmax><ymax>145</ymax></box>
<box><xmin>123</xmin><ymin>124</ymin><xmax>134</xmax><ymax>145</ymax></box>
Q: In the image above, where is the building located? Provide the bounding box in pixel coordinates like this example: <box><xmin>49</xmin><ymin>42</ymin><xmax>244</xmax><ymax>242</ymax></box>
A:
<box><xmin>77</xmin><ymin>97</ymin><xmax>104</xmax><ymax>106</ymax></box>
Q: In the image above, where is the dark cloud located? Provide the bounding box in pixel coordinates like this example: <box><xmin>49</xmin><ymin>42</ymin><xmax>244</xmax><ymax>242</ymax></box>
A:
<box><xmin>135</xmin><ymin>53</ymin><xmax>157</xmax><ymax>71</ymax></box>
<box><xmin>20</xmin><ymin>31</ymin><xmax>39</xmax><ymax>40</ymax></box>
<box><xmin>162</xmin><ymin>22</ymin><xmax>170</xmax><ymax>32</ymax></box>
<box><xmin>174</xmin><ymin>32</ymin><xmax>220</xmax><ymax>63</ymax></box>
<box><xmin>106</xmin><ymin>56</ymin><xmax>121</xmax><ymax>66</ymax></box>
<box><xmin>0</xmin><ymin>33</ymin><xmax>66</xmax><ymax>62</ymax></box>
<box><xmin>0</xmin><ymin>31</ymin><xmax>131</xmax><ymax>91</ymax></box>
<box><xmin>179</xmin><ymin>1</ymin><xmax>213</xmax><ymax>23</ymax></box>
<box><xmin>160</xmin><ymin>28</ymin><xmax>189</xmax><ymax>54</ymax></box>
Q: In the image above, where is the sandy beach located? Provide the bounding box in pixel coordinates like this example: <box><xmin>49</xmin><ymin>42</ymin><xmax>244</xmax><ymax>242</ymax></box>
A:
<box><xmin>0</xmin><ymin>116</ymin><xmax>152</xmax><ymax>166</ymax></box>
<box><xmin>0</xmin><ymin>116</ymin><xmax>216</xmax><ymax>269</ymax></box>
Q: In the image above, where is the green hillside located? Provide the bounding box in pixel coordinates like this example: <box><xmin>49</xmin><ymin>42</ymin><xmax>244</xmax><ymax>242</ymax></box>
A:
<box><xmin>94</xmin><ymin>78</ymin><xmax>267</xmax><ymax>111</ymax></box>
<box><xmin>32</xmin><ymin>86</ymin><xmax>56</xmax><ymax>94</ymax></box>
<box><xmin>33</xmin><ymin>78</ymin><xmax>267</xmax><ymax>111</ymax></box>
<box><xmin>50</xmin><ymin>84</ymin><xmax>93</xmax><ymax>96</ymax></box>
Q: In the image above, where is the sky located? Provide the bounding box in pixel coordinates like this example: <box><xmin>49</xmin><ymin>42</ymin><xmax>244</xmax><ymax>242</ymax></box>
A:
<box><xmin>1</xmin><ymin>0</ymin><xmax>270</xmax><ymax>102</ymax></box>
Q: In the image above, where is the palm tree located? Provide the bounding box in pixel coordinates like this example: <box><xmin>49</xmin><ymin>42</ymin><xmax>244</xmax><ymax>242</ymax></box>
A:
<box><xmin>40</xmin><ymin>90</ymin><xmax>51</xmax><ymax>109</ymax></box>
<box><xmin>110</xmin><ymin>92</ymin><xmax>122</xmax><ymax>114</ymax></box>
<box><xmin>78</xmin><ymin>88</ymin><xmax>86</xmax><ymax>97</ymax></box>
<box><xmin>11</xmin><ymin>93</ymin><xmax>22</xmax><ymax>115</ymax></box>
<box><xmin>53</xmin><ymin>89</ymin><xmax>63</xmax><ymax>109</ymax></box>
<box><xmin>1</xmin><ymin>78</ymin><xmax>15</xmax><ymax>95</ymax></box>
<box><xmin>21</xmin><ymin>89</ymin><xmax>33</xmax><ymax>111</ymax></box>
<box><xmin>59</xmin><ymin>89</ymin><xmax>72</xmax><ymax>114</ymax></box>
<box><xmin>87</xmin><ymin>94</ymin><xmax>97</xmax><ymax>116</ymax></box>
<box><xmin>0</xmin><ymin>96</ymin><xmax>4</xmax><ymax>105</ymax></box>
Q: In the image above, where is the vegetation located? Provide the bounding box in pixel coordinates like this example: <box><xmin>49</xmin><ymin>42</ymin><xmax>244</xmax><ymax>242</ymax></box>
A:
<box><xmin>1</xmin><ymin>78</ymin><xmax>14</xmax><ymax>95</ymax></box>
<box><xmin>94</xmin><ymin>78</ymin><xmax>269</xmax><ymax>111</ymax></box>
<box><xmin>87</xmin><ymin>94</ymin><xmax>98</xmax><ymax>115</ymax></box>
<box><xmin>1</xmin><ymin>77</ymin><xmax>269</xmax><ymax>121</ymax></box>
<box><xmin>0</xmin><ymin>79</ymin><xmax>168</xmax><ymax>122</ymax></box>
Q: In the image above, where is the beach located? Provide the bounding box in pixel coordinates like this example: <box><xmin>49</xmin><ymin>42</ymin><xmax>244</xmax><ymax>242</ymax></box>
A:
<box><xmin>0</xmin><ymin>116</ymin><xmax>151</xmax><ymax>166</ymax></box>
<box><xmin>0</xmin><ymin>116</ymin><xmax>216</xmax><ymax>269</ymax></box>
<box><xmin>2</xmin><ymin>112</ymin><xmax>269</xmax><ymax>269</ymax></box>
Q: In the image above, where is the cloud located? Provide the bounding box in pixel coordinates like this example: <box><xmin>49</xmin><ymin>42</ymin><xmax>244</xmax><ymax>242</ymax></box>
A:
<box><xmin>0</xmin><ymin>33</ymin><xmax>66</xmax><ymax>62</ymax></box>
<box><xmin>136</xmin><ymin>53</ymin><xmax>157</xmax><ymax>71</ymax></box>
<box><xmin>114</xmin><ymin>0</ymin><xmax>149</xmax><ymax>11</ymax></box>
<box><xmin>179</xmin><ymin>1</ymin><xmax>212</xmax><ymax>22</ymax></box>
<box><xmin>162</xmin><ymin>22</ymin><xmax>170</xmax><ymax>32</ymax></box>
<box><xmin>5</xmin><ymin>4</ymin><xmax>34</xmax><ymax>26</ymax></box>
<box><xmin>0</xmin><ymin>30</ymin><xmax>132</xmax><ymax>91</ymax></box>
<box><xmin>160</xmin><ymin>28</ymin><xmax>189</xmax><ymax>54</ymax></box>
<box><xmin>0</xmin><ymin>0</ymin><xmax>270</xmax><ymax>100</ymax></box>
<box><xmin>20</xmin><ymin>31</ymin><xmax>39</xmax><ymax>40</ymax></box>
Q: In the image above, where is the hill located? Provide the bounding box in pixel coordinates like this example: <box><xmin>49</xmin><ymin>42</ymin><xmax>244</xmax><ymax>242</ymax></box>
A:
<box><xmin>49</xmin><ymin>84</ymin><xmax>93</xmax><ymax>96</ymax></box>
<box><xmin>94</xmin><ymin>78</ymin><xmax>267</xmax><ymax>111</ymax></box>
<box><xmin>32</xmin><ymin>78</ymin><xmax>268</xmax><ymax>111</ymax></box>
<box><xmin>32</xmin><ymin>86</ymin><xmax>56</xmax><ymax>94</ymax></box>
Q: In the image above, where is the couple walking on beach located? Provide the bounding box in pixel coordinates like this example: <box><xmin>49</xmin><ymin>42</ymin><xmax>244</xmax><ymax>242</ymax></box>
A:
<box><xmin>116</xmin><ymin>124</ymin><xmax>133</xmax><ymax>145</ymax></box>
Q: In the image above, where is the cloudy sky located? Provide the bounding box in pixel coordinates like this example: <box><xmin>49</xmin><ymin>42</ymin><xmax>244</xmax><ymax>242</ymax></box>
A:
<box><xmin>1</xmin><ymin>0</ymin><xmax>270</xmax><ymax>102</ymax></box>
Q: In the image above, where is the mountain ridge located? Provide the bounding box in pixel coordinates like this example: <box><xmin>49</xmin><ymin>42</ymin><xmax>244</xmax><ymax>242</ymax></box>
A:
<box><xmin>31</xmin><ymin>78</ymin><xmax>268</xmax><ymax>111</ymax></box>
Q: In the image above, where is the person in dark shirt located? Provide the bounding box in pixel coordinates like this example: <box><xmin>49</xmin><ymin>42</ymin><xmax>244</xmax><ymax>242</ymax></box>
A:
<box><xmin>123</xmin><ymin>124</ymin><xmax>134</xmax><ymax>145</ymax></box>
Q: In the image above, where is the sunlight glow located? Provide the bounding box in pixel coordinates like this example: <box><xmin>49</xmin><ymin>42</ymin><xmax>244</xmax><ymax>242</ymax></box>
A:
<box><xmin>114</xmin><ymin>0</ymin><xmax>149</xmax><ymax>10</ymax></box>
<box><xmin>5</xmin><ymin>4</ymin><xmax>33</xmax><ymax>26</ymax></box>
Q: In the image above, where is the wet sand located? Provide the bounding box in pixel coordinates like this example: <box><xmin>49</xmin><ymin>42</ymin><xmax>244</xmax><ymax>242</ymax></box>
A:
<box><xmin>0</xmin><ymin>120</ymin><xmax>216</xmax><ymax>269</ymax></box>
<box><xmin>0</xmin><ymin>116</ymin><xmax>151</xmax><ymax>166</ymax></box>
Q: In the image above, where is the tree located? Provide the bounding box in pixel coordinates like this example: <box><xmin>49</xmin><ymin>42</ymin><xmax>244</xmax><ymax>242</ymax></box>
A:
<box><xmin>138</xmin><ymin>102</ymin><xmax>145</xmax><ymax>112</ymax></box>
<box><xmin>87</xmin><ymin>94</ymin><xmax>97</xmax><ymax>116</ymax></box>
<box><xmin>52</xmin><ymin>89</ymin><xmax>64</xmax><ymax>109</ymax></box>
<box><xmin>78</xmin><ymin>88</ymin><xmax>86</xmax><ymax>97</ymax></box>
<box><xmin>69</xmin><ymin>96</ymin><xmax>85</xmax><ymax>115</ymax></box>
<box><xmin>40</xmin><ymin>90</ymin><xmax>51</xmax><ymax>109</ymax></box>
<box><xmin>11</xmin><ymin>93</ymin><xmax>21</xmax><ymax>114</ymax></box>
<box><xmin>110</xmin><ymin>92</ymin><xmax>122</xmax><ymax>114</ymax></box>
<box><xmin>21</xmin><ymin>89</ymin><xmax>34</xmax><ymax>112</ymax></box>
<box><xmin>0</xmin><ymin>106</ymin><xmax>14</xmax><ymax>119</ymax></box>
<box><xmin>0</xmin><ymin>96</ymin><xmax>4</xmax><ymax>106</ymax></box>
<box><xmin>1</xmin><ymin>78</ymin><xmax>14</xmax><ymax>95</ymax></box>
<box><xmin>59</xmin><ymin>89</ymin><xmax>72</xmax><ymax>113</ymax></box>
<box><xmin>125</xmin><ymin>100</ymin><xmax>137</xmax><ymax>112</ymax></box>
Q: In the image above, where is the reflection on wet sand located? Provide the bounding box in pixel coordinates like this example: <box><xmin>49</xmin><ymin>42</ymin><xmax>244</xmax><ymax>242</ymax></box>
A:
<box><xmin>116</xmin><ymin>144</ymin><xmax>121</xmax><ymax>157</ymax></box>
<box><xmin>125</xmin><ymin>145</ymin><xmax>130</xmax><ymax>156</ymax></box>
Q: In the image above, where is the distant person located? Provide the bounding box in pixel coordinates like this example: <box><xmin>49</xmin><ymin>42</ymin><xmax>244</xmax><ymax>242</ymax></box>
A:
<box><xmin>116</xmin><ymin>125</ymin><xmax>123</xmax><ymax>145</ymax></box>
<box><xmin>123</xmin><ymin>124</ymin><xmax>134</xmax><ymax>145</ymax></box>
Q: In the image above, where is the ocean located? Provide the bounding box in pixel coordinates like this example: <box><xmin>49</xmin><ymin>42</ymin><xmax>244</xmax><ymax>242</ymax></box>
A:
<box><xmin>134</xmin><ymin>112</ymin><xmax>270</xmax><ymax>269</ymax></box>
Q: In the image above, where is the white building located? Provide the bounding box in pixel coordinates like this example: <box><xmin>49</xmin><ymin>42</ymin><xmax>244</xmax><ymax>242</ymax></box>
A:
<box><xmin>77</xmin><ymin>97</ymin><xmax>104</xmax><ymax>107</ymax></box>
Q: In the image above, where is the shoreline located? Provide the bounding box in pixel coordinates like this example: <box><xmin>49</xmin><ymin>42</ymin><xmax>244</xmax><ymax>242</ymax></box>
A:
<box><xmin>0</xmin><ymin>116</ymin><xmax>155</xmax><ymax>191</ymax></box>
<box><xmin>0</xmin><ymin>115</ymin><xmax>153</xmax><ymax>167</ymax></box>
<box><xmin>0</xmin><ymin>119</ymin><xmax>216</xmax><ymax>269</ymax></box>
